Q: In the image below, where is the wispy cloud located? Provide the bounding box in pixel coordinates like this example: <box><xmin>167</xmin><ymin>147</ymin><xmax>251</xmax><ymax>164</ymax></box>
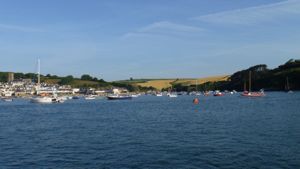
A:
<box><xmin>192</xmin><ymin>0</ymin><xmax>300</xmax><ymax>25</ymax></box>
<box><xmin>0</xmin><ymin>23</ymin><xmax>45</xmax><ymax>32</ymax></box>
<box><xmin>123</xmin><ymin>21</ymin><xmax>204</xmax><ymax>39</ymax></box>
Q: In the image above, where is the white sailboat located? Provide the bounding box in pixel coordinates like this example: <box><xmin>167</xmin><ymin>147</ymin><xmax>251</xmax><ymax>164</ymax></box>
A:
<box><xmin>155</xmin><ymin>93</ymin><xmax>163</xmax><ymax>97</ymax></box>
<box><xmin>168</xmin><ymin>85</ymin><xmax>177</xmax><ymax>98</ymax></box>
<box><xmin>168</xmin><ymin>93</ymin><xmax>177</xmax><ymax>98</ymax></box>
<box><xmin>285</xmin><ymin>77</ymin><xmax>293</xmax><ymax>93</ymax></box>
<box><xmin>195</xmin><ymin>79</ymin><xmax>201</xmax><ymax>96</ymax></box>
<box><xmin>30</xmin><ymin>59</ymin><xmax>59</xmax><ymax>103</ymax></box>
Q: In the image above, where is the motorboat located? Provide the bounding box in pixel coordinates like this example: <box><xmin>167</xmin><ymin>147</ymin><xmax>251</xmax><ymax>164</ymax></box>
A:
<box><xmin>213</xmin><ymin>91</ymin><xmax>224</xmax><ymax>96</ymax></box>
<box><xmin>107</xmin><ymin>94</ymin><xmax>132</xmax><ymax>100</ymax></box>
<box><xmin>85</xmin><ymin>95</ymin><xmax>97</xmax><ymax>100</ymax></box>
<box><xmin>167</xmin><ymin>93</ymin><xmax>177</xmax><ymax>98</ymax></box>
<box><xmin>131</xmin><ymin>94</ymin><xmax>140</xmax><ymax>98</ymax></box>
<box><xmin>30</xmin><ymin>96</ymin><xmax>56</xmax><ymax>103</ymax></box>
<box><xmin>155</xmin><ymin>93</ymin><xmax>163</xmax><ymax>97</ymax></box>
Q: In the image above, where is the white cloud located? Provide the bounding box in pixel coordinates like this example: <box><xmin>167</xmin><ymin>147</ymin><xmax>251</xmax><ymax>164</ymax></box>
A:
<box><xmin>123</xmin><ymin>21</ymin><xmax>204</xmax><ymax>39</ymax></box>
<box><xmin>0</xmin><ymin>24</ymin><xmax>45</xmax><ymax>32</ymax></box>
<box><xmin>192</xmin><ymin>0</ymin><xmax>300</xmax><ymax>25</ymax></box>
<box><xmin>139</xmin><ymin>21</ymin><xmax>204</xmax><ymax>33</ymax></box>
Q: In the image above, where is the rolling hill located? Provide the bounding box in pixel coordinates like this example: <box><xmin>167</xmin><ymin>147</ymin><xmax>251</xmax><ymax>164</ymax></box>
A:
<box><xmin>122</xmin><ymin>75</ymin><xmax>229</xmax><ymax>90</ymax></box>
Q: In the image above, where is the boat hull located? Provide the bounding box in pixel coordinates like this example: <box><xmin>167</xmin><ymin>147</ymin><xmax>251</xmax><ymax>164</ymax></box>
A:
<box><xmin>107</xmin><ymin>96</ymin><xmax>132</xmax><ymax>100</ymax></box>
<box><xmin>2</xmin><ymin>98</ymin><xmax>13</xmax><ymax>102</ymax></box>
<box><xmin>213</xmin><ymin>93</ymin><xmax>224</xmax><ymax>96</ymax></box>
<box><xmin>241</xmin><ymin>92</ymin><xmax>265</xmax><ymax>97</ymax></box>
<box><xmin>30</xmin><ymin>97</ymin><xmax>56</xmax><ymax>103</ymax></box>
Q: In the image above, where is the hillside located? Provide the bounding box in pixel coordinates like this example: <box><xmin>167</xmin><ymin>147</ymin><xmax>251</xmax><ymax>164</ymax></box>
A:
<box><xmin>116</xmin><ymin>59</ymin><xmax>300</xmax><ymax>91</ymax></box>
<box><xmin>204</xmin><ymin>59</ymin><xmax>300</xmax><ymax>91</ymax></box>
<box><xmin>120</xmin><ymin>75</ymin><xmax>229</xmax><ymax>90</ymax></box>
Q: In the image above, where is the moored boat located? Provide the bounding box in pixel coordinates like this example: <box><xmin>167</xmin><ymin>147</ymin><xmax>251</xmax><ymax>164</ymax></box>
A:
<box><xmin>285</xmin><ymin>77</ymin><xmax>293</xmax><ymax>93</ymax></box>
<box><xmin>167</xmin><ymin>93</ymin><xmax>177</xmax><ymax>98</ymax></box>
<box><xmin>131</xmin><ymin>94</ymin><xmax>140</xmax><ymax>98</ymax></box>
<box><xmin>241</xmin><ymin>71</ymin><xmax>265</xmax><ymax>97</ymax></box>
<box><xmin>213</xmin><ymin>91</ymin><xmax>224</xmax><ymax>96</ymax></box>
<box><xmin>107</xmin><ymin>94</ymin><xmax>132</xmax><ymax>100</ymax></box>
<box><xmin>30</xmin><ymin>96</ymin><xmax>56</xmax><ymax>103</ymax></box>
<box><xmin>85</xmin><ymin>95</ymin><xmax>97</xmax><ymax>100</ymax></box>
<box><xmin>1</xmin><ymin>97</ymin><xmax>13</xmax><ymax>102</ymax></box>
<box><xmin>30</xmin><ymin>59</ymin><xmax>64</xmax><ymax>104</ymax></box>
<box><xmin>155</xmin><ymin>93</ymin><xmax>163</xmax><ymax>97</ymax></box>
<box><xmin>241</xmin><ymin>91</ymin><xmax>265</xmax><ymax>97</ymax></box>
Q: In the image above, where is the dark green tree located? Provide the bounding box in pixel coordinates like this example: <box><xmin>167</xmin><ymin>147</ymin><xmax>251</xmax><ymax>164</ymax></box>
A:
<box><xmin>81</xmin><ymin>74</ymin><xmax>93</xmax><ymax>81</ymax></box>
<box><xmin>60</xmin><ymin>75</ymin><xmax>74</xmax><ymax>85</ymax></box>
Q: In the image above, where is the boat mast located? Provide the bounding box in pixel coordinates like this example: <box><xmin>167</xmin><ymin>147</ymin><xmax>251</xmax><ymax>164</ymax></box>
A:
<box><xmin>249</xmin><ymin>71</ymin><xmax>252</xmax><ymax>92</ymax></box>
<box><xmin>37</xmin><ymin>58</ymin><xmax>41</xmax><ymax>86</ymax></box>
<box><xmin>35</xmin><ymin>58</ymin><xmax>41</xmax><ymax>95</ymax></box>
<box><xmin>286</xmin><ymin>77</ymin><xmax>290</xmax><ymax>91</ymax></box>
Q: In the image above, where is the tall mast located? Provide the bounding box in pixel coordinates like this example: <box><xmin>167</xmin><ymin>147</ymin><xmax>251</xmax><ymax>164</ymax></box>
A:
<box><xmin>244</xmin><ymin>80</ymin><xmax>247</xmax><ymax>91</ymax></box>
<box><xmin>286</xmin><ymin>77</ymin><xmax>290</xmax><ymax>90</ymax></box>
<box><xmin>249</xmin><ymin>71</ymin><xmax>252</xmax><ymax>92</ymax></box>
<box><xmin>37</xmin><ymin>58</ymin><xmax>41</xmax><ymax>85</ymax></box>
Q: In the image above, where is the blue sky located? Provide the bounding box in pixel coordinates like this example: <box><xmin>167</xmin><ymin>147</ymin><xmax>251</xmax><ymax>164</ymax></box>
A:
<box><xmin>0</xmin><ymin>0</ymin><xmax>299</xmax><ymax>81</ymax></box>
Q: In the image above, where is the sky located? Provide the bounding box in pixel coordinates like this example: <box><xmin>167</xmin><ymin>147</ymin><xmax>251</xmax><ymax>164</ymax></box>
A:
<box><xmin>0</xmin><ymin>0</ymin><xmax>299</xmax><ymax>81</ymax></box>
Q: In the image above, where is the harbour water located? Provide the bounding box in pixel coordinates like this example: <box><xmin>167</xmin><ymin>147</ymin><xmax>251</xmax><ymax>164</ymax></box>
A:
<box><xmin>1</xmin><ymin>92</ymin><xmax>300</xmax><ymax>168</ymax></box>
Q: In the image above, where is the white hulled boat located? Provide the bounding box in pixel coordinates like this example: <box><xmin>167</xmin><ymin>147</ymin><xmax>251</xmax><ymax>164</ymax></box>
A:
<box><xmin>85</xmin><ymin>95</ymin><xmax>97</xmax><ymax>100</ymax></box>
<box><xmin>30</xmin><ymin>59</ymin><xmax>62</xmax><ymax>104</ymax></box>
<box><xmin>155</xmin><ymin>93</ymin><xmax>163</xmax><ymax>97</ymax></box>
<box><xmin>107</xmin><ymin>94</ymin><xmax>132</xmax><ymax>100</ymax></box>
<box><xmin>168</xmin><ymin>93</ymin><xmax>177</xmax><ymax>98</ymax></box>
<box><xmin>31</xmin><ymin>97</ymin><xmax>55</xmax><ymax>103</ymax></box>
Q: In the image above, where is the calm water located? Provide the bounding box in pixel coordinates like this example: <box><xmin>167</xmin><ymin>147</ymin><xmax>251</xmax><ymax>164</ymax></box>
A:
<box><xmin>0</xmin><ymin>92</ymin><xmax>300</xmax><ymax>169</ymax></box>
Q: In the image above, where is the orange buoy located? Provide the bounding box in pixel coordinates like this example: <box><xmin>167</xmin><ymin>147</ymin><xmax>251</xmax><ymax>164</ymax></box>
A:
<box><xmin>193</xmin><ymin>98</ymin><xmax>199</xmax><ymax>104</ymax></box>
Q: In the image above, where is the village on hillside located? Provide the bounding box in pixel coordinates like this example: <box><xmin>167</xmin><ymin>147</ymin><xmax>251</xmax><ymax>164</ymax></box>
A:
<box><xmin>0</xmin><ymin>72</ymin><xmax>129</xmax><ymax>98</ymax></box>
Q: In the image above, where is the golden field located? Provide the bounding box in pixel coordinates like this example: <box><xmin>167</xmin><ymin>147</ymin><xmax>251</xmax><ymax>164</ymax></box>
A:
<box><xmin>136</xmin><ymin>75</ymin><xmax>229</xmax><ymax>90</ymax></box>
<box><xmin>137</xmin><ymin>79</ymin><xmax>175</xmax><ymax>90</ymax></box>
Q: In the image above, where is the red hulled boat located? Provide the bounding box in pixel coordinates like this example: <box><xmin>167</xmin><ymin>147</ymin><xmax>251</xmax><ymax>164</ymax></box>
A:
<box><xmin>241</xmin><ymin>71</ymin><xmax>265</xmax><ymax>97</ymax></box>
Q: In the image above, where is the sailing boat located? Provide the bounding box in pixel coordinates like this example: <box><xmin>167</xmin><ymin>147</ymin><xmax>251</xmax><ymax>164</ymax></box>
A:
<box><xmin>285</xmin><ymin>77</ymin><xmax>293</xmax><ymax>93</ymax></box>
<box><xmin>30</xmin><ymin>59</ymin><xmax>58</xmax><ymax>103</ymax></box>
<box><xmin>195</xmin><ymin>80</ymin><xmax>201</xmax><ymax>96</ymax></box>
<box><xmin>241</xmin><ymin>71</ymin><xmax>265</xmax><ymax>97</ymax></box>
<box><xmin>168</xmin><ymin>83</ymin><xmax>177</xmax><ymax>98</ymax></box>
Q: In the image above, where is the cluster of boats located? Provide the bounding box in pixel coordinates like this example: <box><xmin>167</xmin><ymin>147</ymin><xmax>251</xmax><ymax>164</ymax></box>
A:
<box><xmin>0</xmin><ymin>94</ymin><xmax>136</xmax><ymax>103</ymax></box>
<box><xmin>29</xmin><ymin>94</ymin><xmax>139</xmax><ymax>103</ymax></box>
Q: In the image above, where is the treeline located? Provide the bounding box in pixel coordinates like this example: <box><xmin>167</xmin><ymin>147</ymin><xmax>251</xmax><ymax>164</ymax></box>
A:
<box><xmin>218</xmin><ymin>59</ymin><xmax>300</xmax><ymax>91</ymax></box>
<box><xmin>163</xmin><ymin>59</ymin><xmax>300</xmax><ymax>92</ymax></box>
